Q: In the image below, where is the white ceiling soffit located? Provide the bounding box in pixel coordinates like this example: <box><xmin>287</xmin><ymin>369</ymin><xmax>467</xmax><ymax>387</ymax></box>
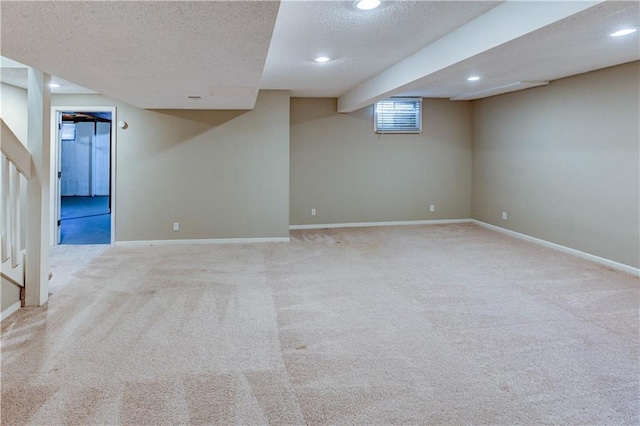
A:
<box><xmin>1</xmin><ymin>1</ymin><xmax>280</xmax><ymax>110</ymax></box>
<box><xmin>337</xmin><ymin>0</ymin><xmax>605</xmax><ymax>112</ymax></box>
<box><xmin>399</xmin><ymin>1</ymin><xmax>640</xmax><ymax>101</ymax></box>
<box><xmin>261</xmin><ymin>0</ymin><xmax>501</xmax><ymax>98</ymax></box>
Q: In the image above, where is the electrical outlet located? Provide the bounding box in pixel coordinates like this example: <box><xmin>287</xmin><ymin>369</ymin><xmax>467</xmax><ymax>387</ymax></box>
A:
<box><xmin>311</xmin><ymin>208</ymin><xmax>316</xmax><ymax>216</ymax></box>
<box><xmin>501</xmin><ymin>212</ymin><xmax>507</xmax><ymax>220</ymax></box>
<box><xmin>429</xmin><ymin>204</ymin><xmax>435</xmax><ymax>212</ymax></box>
<box><xmin>173</xmin><ymin>222</ymin><xmax>179</xmax><ymax>231</ymax></box>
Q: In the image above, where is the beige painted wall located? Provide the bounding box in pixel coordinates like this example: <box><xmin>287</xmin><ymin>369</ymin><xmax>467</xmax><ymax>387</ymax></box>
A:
<box><xmin>53</xmin><ymin>90</ymin><xmax>291</xmax><ymax>241</ymax></box>
<box><xmin>1</xmin><ymin>277</ymin><xmax>21</xmax><ymax>314</ymax></box>
<box><xmin>472</xmin><ymin>61</ymin><xmax>640</xmax><ymax>268</ymax></box>
<box><xmin>1</xmin><ymin>83</ymin><xmax>28</xmax><ymax>143</ymax></box>
<box><xmin>290</xmin><ymin>98</ymin><xmax>472</xmax><ymax>225</ymax></box>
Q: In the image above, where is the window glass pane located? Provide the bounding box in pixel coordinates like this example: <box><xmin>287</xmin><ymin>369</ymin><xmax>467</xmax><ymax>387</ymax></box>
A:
<box><xmin>375</xmin><ymin>98</ymin><xmax>422</xmax><ymax>134</ymax></box>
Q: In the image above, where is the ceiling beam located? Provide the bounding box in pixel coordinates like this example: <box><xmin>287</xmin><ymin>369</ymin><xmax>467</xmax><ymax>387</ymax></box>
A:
<box><xmin>337</xmin><ymin>0</ymin><xmax>604</xmax><ymax>113</ymax></box>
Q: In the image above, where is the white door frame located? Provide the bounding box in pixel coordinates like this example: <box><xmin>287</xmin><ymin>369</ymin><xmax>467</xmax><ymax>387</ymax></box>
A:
<box><xmin>50</xmin><ymin>106</ymin><xmax>117</xmax><ymax>246</ymax></box>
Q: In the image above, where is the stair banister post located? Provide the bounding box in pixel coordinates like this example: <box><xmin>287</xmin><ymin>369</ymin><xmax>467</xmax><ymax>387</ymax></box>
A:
<box><xmin>24</xmin><ymin>68</ymin><xmax>51</xmax><ymax>307</ymax></box>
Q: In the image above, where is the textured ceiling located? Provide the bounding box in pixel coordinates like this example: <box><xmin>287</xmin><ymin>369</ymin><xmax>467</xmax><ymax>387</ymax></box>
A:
<box><xmin>334</xmin><ymin>0</ymin><xmax>638</xmax><ymax>111</ymax></box>
<box><xmin>260</xmin><ymin>1</ymin><xmax>501</xmax><ymax>97</ymax></box>
<box><xmin>1</xmin><ymin>1</ymin><xmax>638</xmax><ymax>110</ymax></box>
<box><xmin>397</xmin><ymin>1</ymin><xmax>640</xmax><ymax>100</ymax></box>
<box><xmin>1</xmin><ymin>1</ymin><xmax>280</xmax><ymax>109</ymax></box>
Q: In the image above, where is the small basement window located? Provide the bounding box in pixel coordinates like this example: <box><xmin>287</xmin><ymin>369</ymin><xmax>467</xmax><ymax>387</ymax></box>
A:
<box><xmin>374</xmin><ymin>98</ymin><xmax>422</xmax><ymax>134</ymax></box>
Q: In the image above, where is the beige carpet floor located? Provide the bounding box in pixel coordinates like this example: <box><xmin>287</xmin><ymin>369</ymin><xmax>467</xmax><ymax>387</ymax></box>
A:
<box><xmin>1</xmin><ymin>224</ymin><xmax>638</xmax><ymax>425</ymax></box>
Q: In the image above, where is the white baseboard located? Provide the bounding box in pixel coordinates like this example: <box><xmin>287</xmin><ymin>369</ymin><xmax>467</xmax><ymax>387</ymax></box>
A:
<box><xmin>472</xmin><ymin>220</ymin><xmax>640</xmax><ymax>276</ymax></box>
<box><xmin>289</xmin><ymin>219</ymin><xmax>472</xmax><ymax>230</ymax></box>
<box><xmin>1</xmin><ymin>301</ymin><xmax>21</xmax><ymax>322</ymax></box>
<box><xmin>115</xmin><ymin>237</ymin><xmax>290</xmax><ymax>247</ymax></box>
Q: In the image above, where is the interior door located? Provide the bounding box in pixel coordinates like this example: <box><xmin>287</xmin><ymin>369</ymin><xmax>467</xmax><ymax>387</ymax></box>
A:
<box><xmin>55</xmin><ymin>112</ymin><xmax>63</xmax><ymax>244</ymax></box>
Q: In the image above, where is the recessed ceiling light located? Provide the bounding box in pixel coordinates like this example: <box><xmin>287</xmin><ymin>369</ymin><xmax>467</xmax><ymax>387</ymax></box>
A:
<box><xmin>49</xmin><ymin>83</ymin><xmax>60</xmax><ymax>88</ymax></box>
<box><xmin>314</xmin><ymin>56</ymin><xmax>331</xmax><ymax>63</ymax></box>
<box><xmin>354</xmin><ymin>0</ymin><xmax>381</xmax><ymax>10</ymax></box>
<box><xmin>610</xmin><ymin>28</ymin><xmax>638</xmax><ymax>37</ymax></box>
<box><xmin>467</xmin><ymin>76</ymin><xmax>481</xmax><ymax>81</ymax></box>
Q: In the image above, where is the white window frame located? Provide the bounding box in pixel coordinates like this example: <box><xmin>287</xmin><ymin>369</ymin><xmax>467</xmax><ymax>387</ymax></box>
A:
<box><xmin>374</xmin><ymin>97</ymin><xmax>422</xmax><ymax>134</ymax></box>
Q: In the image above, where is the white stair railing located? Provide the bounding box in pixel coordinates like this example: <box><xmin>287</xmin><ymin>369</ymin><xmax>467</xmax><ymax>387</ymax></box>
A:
<box><xmin>1</xmin><ymin>118</ymin><xmax>31</xmax><ymax>291</ymax></box>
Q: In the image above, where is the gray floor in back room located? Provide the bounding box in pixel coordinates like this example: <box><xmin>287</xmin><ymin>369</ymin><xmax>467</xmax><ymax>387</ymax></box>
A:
<box><xmin>60</xmin><ymin>196</ymin><xmax>110</xmax><ymax>244</ymax></box>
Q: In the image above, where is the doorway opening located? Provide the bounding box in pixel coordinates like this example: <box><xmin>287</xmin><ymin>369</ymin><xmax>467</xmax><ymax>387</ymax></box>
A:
<box><xmin>52</xmin><ymin>107</ymin><xmax>116</xmax><ymax>245</ymax></box>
